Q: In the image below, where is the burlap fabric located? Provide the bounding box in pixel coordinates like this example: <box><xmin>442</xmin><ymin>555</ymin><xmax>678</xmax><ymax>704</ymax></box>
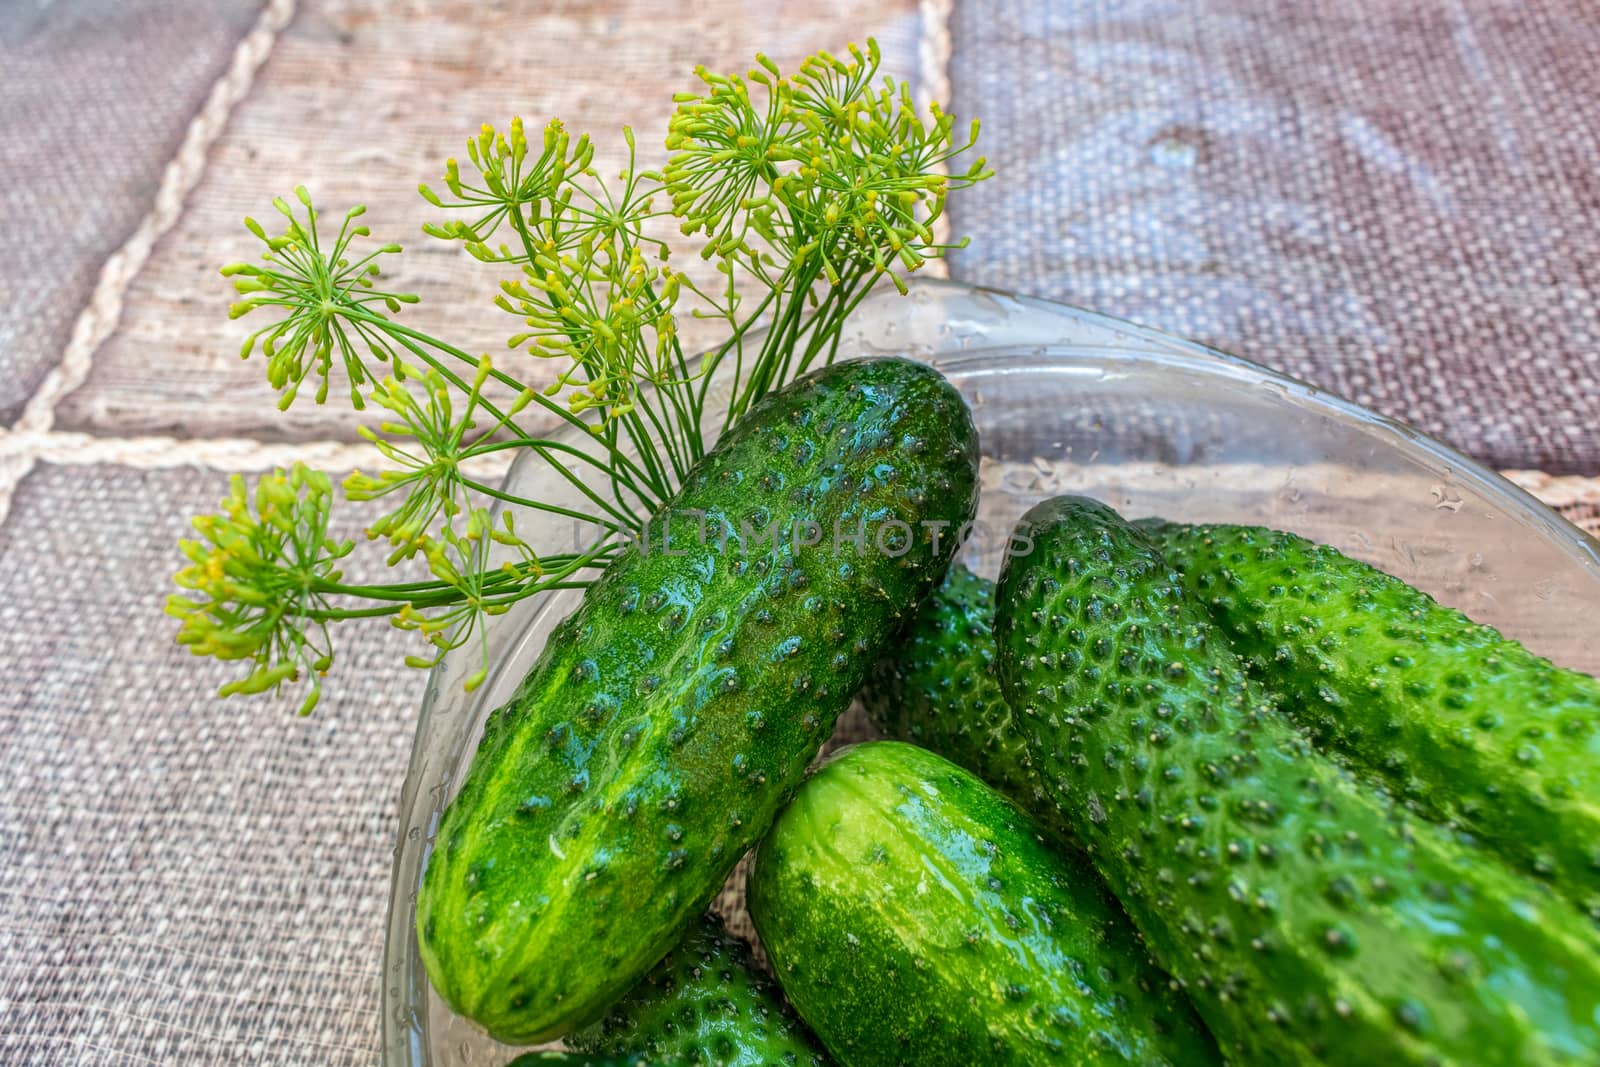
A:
<box><xmin>1</xmin><ymin>2</ymin><xmax>1597</xmax><ymax>1065</ymax></box>
<box><xmin>946</xmin><ymin>0</ymin><xmax>1600</xmax><ymax>474</ymax></box>
<box><xmin>0</xmin><ymin>464</ymin><xmax>419</xmax><ymax>1065</ymax></box>
<box><xmin>0</xmin><ymin>0</ymin><xmax>265</xmax><ymax>427</ymax></box>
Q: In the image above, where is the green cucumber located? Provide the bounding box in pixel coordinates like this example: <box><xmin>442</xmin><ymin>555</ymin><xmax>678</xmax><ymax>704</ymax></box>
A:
<box><xmin>569</xmin><ymin>912</ymin><xmax>831</xmax><ymax>1066</ymax></box>
<box><xmin>860</xmin><ymin>564</ymin><xmax>1038</xmax><ymax>806</ymax></box>
<box><xmin>747</xmin><ymin>740</ymin><xmax>1220</xmax><ymax>1067</ymax></box>
<box><xmin>1143</xmin><ymin>519</ymin><xmax>1600</xmax><ymax>920</ymax></box>
<box><xmin>417</xmin><ymin>357</ymin><xmax>978</xmax><ymax>1042</ymax></box>
<box><xmin>995</xmin><ymin>496</ymin><xmax>1600</xmax><ymax>1065</ymax></box>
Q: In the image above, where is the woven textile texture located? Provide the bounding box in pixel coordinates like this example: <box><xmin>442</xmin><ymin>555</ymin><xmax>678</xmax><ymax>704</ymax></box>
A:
<box><xmin>51</xmin><ymin>0</ymin><xmax>923</xmax><ymax>444</ymax></box>
<box><xmin>0</xmin><ymin>464</ymin><xmax>420</xmax><ymax>1065</ymax></box>
<box><xmin>947</xmin><ymin>0</ymin><xmax>1600</xmax><ymax>474</ymax></box>
<box><xmin>0</xmin><ymin>0</ymin><xmax>264</xmax><ymax>427</ymax></box>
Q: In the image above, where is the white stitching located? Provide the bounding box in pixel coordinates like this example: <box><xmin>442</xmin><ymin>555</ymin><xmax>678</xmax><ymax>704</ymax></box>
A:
<box><xmin>0</xmin><ymin>430</ymin><xmax>511</xmax><ymax>478</ymax></box>
<box><xmin>7</xmin><ymin>429</ymin><xmax>1596</xmax><ymax>513</ymax></box>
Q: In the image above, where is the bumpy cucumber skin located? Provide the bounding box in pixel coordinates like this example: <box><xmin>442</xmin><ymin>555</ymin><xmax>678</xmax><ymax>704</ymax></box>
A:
<box><xmin>1144</xmin><ymin>520</ymin><xmax>1600</xmax><ymax>921</ymax></box>
<box><xmin>995</xmin><ymin>496</ymin><xmax>1600</xmax><ymax>1066</ymax></box>
<box><xmin>569</xmin><ymin>912</ymin><xmax>832</xmax><ymax>1067</ymax></box>
<box><xmin>748</xmin><ymin>741</ymin><xmax>1221</xmax><ymax>1067</ymax></box>
<box><xmin>860</xmin><ymin>565</ymin><xmax>1041</xmax><ymax>806</ymax></box>
<box><xmin>417</xmin><ymin>358</ymin><xmax>979</xmax><ymax>1043</ymax></box>
<box><xmin>859</xmin><ymin>561</ymin><xmax>1093</xmax><ymax>842</ymax></box>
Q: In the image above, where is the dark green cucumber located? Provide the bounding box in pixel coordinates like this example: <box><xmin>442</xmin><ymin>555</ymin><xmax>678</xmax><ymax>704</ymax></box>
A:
<box><xmin>1144</xmin><ymin>520</ymin><xmax>1600</xmax><ymax>920</ymax></box>
<box><xmin>747</xmin><ymin>741</ymin><xmax>1220</xmax><ymax>1067</ymax></box>
<box><xmin>417</xmin><ymin>357</ymin><xmax>978</xmax><ymax>1042</ymax></box>
<box><xmin>569</xmin><ymin>912</ymin><xmax>832</xmax><ymax>1066</ymax></box>
<box><xmin>860</xmin><ymin>564</ymin><xmax>1039</xmax><ymax>806</ymax></box>
<box><xmin>995</xmin><ymin>496</ymin><xmax>1600</xmax><ymax>1066</ymax></box>
<box><xmin>866</xmin><ymin>564</ymin><xmax>1123</xmax><ymax>854</ymax></box>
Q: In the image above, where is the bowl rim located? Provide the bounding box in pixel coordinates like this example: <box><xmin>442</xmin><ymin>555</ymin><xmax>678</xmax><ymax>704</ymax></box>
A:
<box><xmin>934</xmin><ymin>343</ymin><xmax>1600</xmax><ymax>571</ymax></box>
<box><xmin>380</xmin><ymin>279</ymin><xmax>1599</xmax><ymax>1064</ymax></box>
<box><xmin>924</xmin><ymin>278</ymin><xmax>1598</xmax><ymax>567</ymax></box>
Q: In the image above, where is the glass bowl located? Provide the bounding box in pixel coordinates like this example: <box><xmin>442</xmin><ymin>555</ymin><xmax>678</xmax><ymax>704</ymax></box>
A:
<box><xmin>381</xmin><ymin>279</ymin><xmax>1600</xmax><ymax>1066</ymax></box>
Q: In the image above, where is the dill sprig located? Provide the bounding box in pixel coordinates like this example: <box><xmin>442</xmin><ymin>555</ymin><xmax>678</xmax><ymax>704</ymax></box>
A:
<box><xmin>170</xmin><ymin>39</ymin><xmax>989</xmax><ymax>713</ymax></box>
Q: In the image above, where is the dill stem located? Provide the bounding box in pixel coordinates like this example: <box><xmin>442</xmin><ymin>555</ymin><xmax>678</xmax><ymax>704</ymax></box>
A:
<box><xmin>345</xmin><ymin>308</ymin><xmax>662</xmax><ymax>523</ymax></box>
<box><xmin>795</xmin><ymin>272</ymin><xmax>873</xmax><ymax>377</ymax></box>
<box><xmin>460</xmin><ymin>477</ymin><xmax>625</xmax><ymax>532</ymax></box>
<box><xmin>701</xmin><ymin>285</ymin><xmax>781</xmax><ymax>439</ymax></box>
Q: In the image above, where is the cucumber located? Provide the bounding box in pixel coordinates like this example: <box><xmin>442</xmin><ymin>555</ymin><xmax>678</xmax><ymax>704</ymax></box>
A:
<box><xmin>995</xmin><ymin>496</ymin><xmax>1600</xmax><ymax>1065</ymax></box>
<box><xmin>860</xmin><ymin>564</ymin><xmax>1038</xmax><ymax>806</ymax></box>
<box><xmin>417</xmin><ymin>357</ymin><xmax>979</xmax><ymax>1042</ymax></box>
<box><xmin>747</xmin><ymin>740</ymin><xmax>1221</xmax><ymax>1067</ymax></box>
<box><xmin>1143</xmin><ymin>519</ymin><xmax>1600</xmax><ymax>921</ymax></box>
<box><xmin>569</xmin><ymin>912</ymin><xmax>831</xmax><ymax>1066</ymax></box>
<box><xmin>866</xmin><ymin>564</ymin><xmax>1121</xmax><ymax>853</ymax></box>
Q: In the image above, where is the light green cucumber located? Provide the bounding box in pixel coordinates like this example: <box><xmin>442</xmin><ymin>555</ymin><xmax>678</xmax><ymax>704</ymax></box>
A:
<box><xmin>748</xmin><ymin>740</ymin><xmax>1220</xmax><ymax>1066</ymax></box>
<box><xmin>418</xmin><ymin>358</ymin><xmax>979</xmax><ymax>1042</ymax></box>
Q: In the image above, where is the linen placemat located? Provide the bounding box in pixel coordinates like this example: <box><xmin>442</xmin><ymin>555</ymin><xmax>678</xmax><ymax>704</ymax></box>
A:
<box><xmin>0</xmin><ymin>0</ymin><xmax>266</xmax><ymax>427</ymax></box>
<box><xmin>946</xmin><ymin>0</ymin><xmax>1600</xmax><ymax>474</ymax></box>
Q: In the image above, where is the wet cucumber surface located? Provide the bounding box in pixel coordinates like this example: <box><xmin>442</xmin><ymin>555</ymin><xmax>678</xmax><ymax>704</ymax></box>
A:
<box><xmin>861</xmin><ymin>564</ymin><xmax>1037</xmax><ymax>807</ymax></box>
<box><xmin>1145</xmin><ymin>519</ymin><xmax>1600</xmax><ymax>922</ymax></box>
<box><xmin>995</xmin><ymin>496</ymin><xmax>1600</xmax><ymax>1066</ymax></box>
<box><xmin>569</xmin><ymin>912</ymin><xmax>831</xmax><ymax>1066</ymax></box>
<box><xmin>417</xmin><ymin>359</ymin><xmax>979</xmax><ymax>1042</ymax></box>
<box><xmin>749</xmin><ymin>741</ymin><xmax>1220</xmax><ymax>1067</ymax></box>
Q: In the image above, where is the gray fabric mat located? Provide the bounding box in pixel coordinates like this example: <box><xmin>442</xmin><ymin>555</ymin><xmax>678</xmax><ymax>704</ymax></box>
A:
<box><xmin>946</xmin><ymin>0</ymin><xmax>1600</xmax><ymax>474</ymax></box>
<box><xmin>0</xmin><ymin>0</ymin><xmax>264</xmax><ymax>427</ymax></box>
<box><xmin>0</xmin><ymin>463</ymin><xmax>417</xmax><ymax>1066</ymax></box>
